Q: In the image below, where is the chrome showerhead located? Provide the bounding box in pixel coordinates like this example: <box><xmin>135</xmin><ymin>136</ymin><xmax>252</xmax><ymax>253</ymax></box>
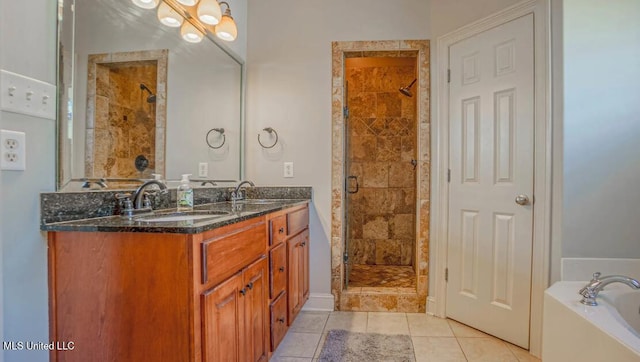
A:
<box><xmin>399</xmin><ymin>78</ymin><xmax>417</xmax><ymax>97</ymax></box>
<box><xmin>140</xmin><ymin>83</ymin><xmax>157</xmax><ymax>103</ymax></box>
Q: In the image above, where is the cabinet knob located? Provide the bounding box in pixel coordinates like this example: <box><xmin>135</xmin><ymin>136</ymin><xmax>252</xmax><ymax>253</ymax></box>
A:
<box><xmin>277</xmin><ymin>317</ymin><xmax>285</xmax><ymax>324</ymax></box>
<box><xmin>279</xmin><ymin>227</ymin><xmax>285</xmax><ymax>234</ymax></box>
<box><xmin>301</xmin><ymin>242</ymin><xmax>306</xmax><ymax>247</ymax></box>
<box><xmin>239</xmin><ymin>288</ymin><xmax>246</xmax><ymax>296</ymax></box>
<box><xmin>279</xmin><ymin>266</ymin><xmax>285</xmax><ymax>272</ymax></box>
<box><xmin>246</xmin><ymin>282</ymin><xmax>254</xmax><ymax>290</ymax></box>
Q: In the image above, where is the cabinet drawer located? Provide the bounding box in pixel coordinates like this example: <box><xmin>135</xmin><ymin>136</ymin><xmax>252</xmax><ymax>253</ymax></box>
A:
<box><xmin>270</xmin><ymin>291</ymin><xmax>288</xmax><ymax>352</ymax></box>
<box><xmin>201</xmin><ymin>220</ymin><xmax>266</xmax><ymax>286</ymax></box>
<box><xmin>269</xmin><ymin>242</ymin><xmax>287</xmax><ymax>299</ymax></box>
<box><xmin>287</xmin><ymin>207</ymin><xmax>309</xmax><ymax>237</ymax></box>
<box><xmin>269</xmin><ymin>215</ymin><xmax>287</xmax><ymax>246</ymax></box>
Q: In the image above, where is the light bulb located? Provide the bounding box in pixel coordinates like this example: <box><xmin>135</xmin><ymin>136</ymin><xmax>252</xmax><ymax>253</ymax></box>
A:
<box><xmin>157</xmin><ymin>2</ymin><xmax>184</xmax><ymax>28</ymax></box>
<box><xmin>132</xmin><ymin>0</ymin><xmax>160</xmax><ymax>9</ymax></box>
<box><xmin>181</xmin><ymin>22</ymin><xmax>204</xmax><ymax>43</ymax></box>
<box><xmin>197</xmin><ymin>0</ymin><xmax>222</xmax><ymax>25</ymax></box>
<box><xmin>176</xmin><ymin>0</ymin><xmax>200</xmax><ymax>6</ymax></box>
<box><xmin>215</xmin><ymin>11</ymin><xmax>237</xmax><ymax>41</ymax></box>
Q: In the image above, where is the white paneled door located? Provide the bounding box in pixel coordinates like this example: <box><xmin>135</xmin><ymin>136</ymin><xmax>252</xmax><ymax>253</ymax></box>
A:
<box><xmin>446</xmin><ymin>14</ymin><xmax>534</xmax><ymax>349</ymax></box>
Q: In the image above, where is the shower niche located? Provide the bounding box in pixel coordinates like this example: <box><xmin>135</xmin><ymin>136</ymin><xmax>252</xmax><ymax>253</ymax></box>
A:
<box><xmin>344</xmin><ymin>56</ymin><xmax>418</xmax><ymax>289</ymax></box>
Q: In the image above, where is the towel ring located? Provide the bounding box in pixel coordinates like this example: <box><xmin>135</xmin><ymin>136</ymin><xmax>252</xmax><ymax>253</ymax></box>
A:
<box><xmin>258</xmin><ymin>127</ymin><xmax>278</xmax><ymax>149</ymax></box>
<box><xmin>206</xmin><ymin>128</ymin><xmax>226</xmax><ymax>149</ymax></box>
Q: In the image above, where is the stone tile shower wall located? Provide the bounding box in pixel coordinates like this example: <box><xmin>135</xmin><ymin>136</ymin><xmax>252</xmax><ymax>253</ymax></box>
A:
<box><xmin>345</xmin><ymin>57</ymin><xmax>416</xmax><ymax>267</ymax></box>
<box><xmin>93</xmin><ymin>62</ymin><xmax>157</xmax><ymax>178</ymax></box>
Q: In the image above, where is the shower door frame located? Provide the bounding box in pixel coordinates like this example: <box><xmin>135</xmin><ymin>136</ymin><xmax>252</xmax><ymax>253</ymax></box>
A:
<box><xmin>331</xmin><ymin>40</ymin><xmax>430</xmax><ymax>310</ymax></box>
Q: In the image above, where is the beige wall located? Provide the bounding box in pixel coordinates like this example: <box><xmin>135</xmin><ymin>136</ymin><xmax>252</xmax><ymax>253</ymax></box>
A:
<box><xmin>246</xmin><ymin>0</ymin><xmax>431</xmax><ymax>298</ymax></box>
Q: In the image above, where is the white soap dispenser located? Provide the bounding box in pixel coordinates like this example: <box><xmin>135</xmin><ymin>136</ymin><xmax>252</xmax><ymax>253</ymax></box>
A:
<box><xmin>177</xmin><ymin>174</ymin><xmax>194</xmax><ymax>211</ymax></box>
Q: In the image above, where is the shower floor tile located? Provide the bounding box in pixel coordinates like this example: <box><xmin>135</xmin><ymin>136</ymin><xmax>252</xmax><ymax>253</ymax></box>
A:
<box><xmin>349</xmin><ymin>264</ymin><xmax>416</xmax><ymax>288</ymax></box>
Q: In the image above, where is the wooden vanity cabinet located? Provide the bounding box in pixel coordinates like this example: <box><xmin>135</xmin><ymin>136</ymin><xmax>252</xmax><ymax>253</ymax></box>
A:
<box><xmin>48</xmin><ymin>202</ymin><xmax>309</xmax><ymax>362</ymax></box>
<box><xmin>48</xmin><ymin>216</ymin><xmax>268</xmax><ymax>362</ymax></box>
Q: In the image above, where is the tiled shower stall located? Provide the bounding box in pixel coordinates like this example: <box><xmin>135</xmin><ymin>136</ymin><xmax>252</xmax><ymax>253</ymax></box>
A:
<box><xmin>345</xmin><ymin>56</ymin><xmax>417</xmax><ymax>289</ymax></box>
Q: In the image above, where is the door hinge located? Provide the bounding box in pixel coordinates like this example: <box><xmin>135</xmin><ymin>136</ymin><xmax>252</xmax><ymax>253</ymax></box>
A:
<box><xmin>447</xmin><ymin>169</ymin><xmax>451</xmax><ymax>183</ymax></box>
<box><xmin>445</xmin><ymin>268</ymin><xmax>449</xmax><ymax>282</ymax></box>
<box><xmin>343</xmin><ymin>106</ymin><xmax>349</xmax><ymax>118</ymax></box>
<box><xmin>447</xmin><ymin>69</ymin><xmax>451</xmax><ymax>83</ymax></box>
<box><xmin>343</xmin><ymin>253</ymin><xmax>349</xmax><ymax>263</ymax></box>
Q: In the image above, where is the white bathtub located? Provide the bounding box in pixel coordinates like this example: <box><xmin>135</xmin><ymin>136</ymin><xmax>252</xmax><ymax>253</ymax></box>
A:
<box><xmin>543</xmin><ymin>281</ymin><xmax>640</xmax><ymax>362</ymax></box>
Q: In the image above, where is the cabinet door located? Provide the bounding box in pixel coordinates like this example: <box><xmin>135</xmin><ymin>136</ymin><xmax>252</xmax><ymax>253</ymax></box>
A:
<box><xmin>287</xmin><ymin>236</ymin><xmax>301</xmax><ymax>324</ymax></box>
<box><xmin>287</xmin><ymin>234</ymin><xmax>304</xmax><ymax>325</ymax></box>
<box><xmin>243</xmin><ymin>256</ymin><xmax>269</xmax><ymax>362</ymax></box>
<box><xmin>201</xmin><ymin>272</ymin><xmax>244</xmax><ymax>362</ymax></box>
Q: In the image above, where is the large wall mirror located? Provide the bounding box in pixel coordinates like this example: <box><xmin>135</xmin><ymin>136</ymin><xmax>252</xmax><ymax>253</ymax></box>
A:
<box><xmin>57</xmin><ymin>0</ymin><xmax>244</xmax><ymax>190</ymax></box>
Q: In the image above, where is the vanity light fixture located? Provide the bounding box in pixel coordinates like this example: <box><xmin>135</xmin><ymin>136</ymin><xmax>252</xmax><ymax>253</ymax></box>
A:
<box><xmin>157</xmin><ymin>2</ymin><xmax>184</xmax><ymax>27</ymax></box>
<box><xmin>176</xmin><ymin>0</ymin><xmax>200</xmax><ymax>6</ymax></box>
<box><xmin>132</xmin><ymin>0</ymin><xmax>160</xmax><ymax>9</ymax></box>
<box><xmin>214</xmin><ymin>2</ymin><xmax>237</xmax><ymax>42</ymax></box>
<box><xmin>197</xmin><ymin>0</ymin><xmax>222</xmax><ymax>25</ymax></box>
<box><xmin>181</xmin><ymin>21</ymin><xmax>204</xmax><ymax>43</ymax></box>
<box><xmin>140</xmin><ymin>0</ymin><xmax>237</xmax><ymax>42</ymax></box>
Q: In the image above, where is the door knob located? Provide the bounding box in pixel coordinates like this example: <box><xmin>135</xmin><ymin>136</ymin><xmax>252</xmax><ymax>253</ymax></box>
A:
<box><xmin>515</xmin><ymin>194</ymin><xmax>530</xmax><ymax>206</ymax></box>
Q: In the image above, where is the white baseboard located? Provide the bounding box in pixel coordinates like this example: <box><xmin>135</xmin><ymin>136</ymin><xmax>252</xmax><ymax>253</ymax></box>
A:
<box><xmin>301</xmin><ymin>293</ymin><xmax>335</xmax><ymax>311</ymax></box>
<box><xmin>561</xmin><ymin>258</ymin><xmax>640</xmax><ymax>281</ymax></box>
<box><xmin>426</xmin><ymin>296</ymin><xmax>437</xmax><ymax>316</ymax></box>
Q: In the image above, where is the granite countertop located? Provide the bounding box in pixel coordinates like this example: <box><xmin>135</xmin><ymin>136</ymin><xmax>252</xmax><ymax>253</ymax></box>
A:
<box><xmin>41</xmin><ymin>199</ymin><xmax>309</xmax><ymax>234</ymax></box>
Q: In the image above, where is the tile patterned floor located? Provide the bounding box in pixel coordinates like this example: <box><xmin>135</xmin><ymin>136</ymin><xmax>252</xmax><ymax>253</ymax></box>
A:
<box><xmin>348</xmin><ymin>264</ymin><xmax>416</xmax><ymax>288</ymax></box>
<box><xmin>272</xmin><ymin>311</ymin><xmax>542</xmax><ymax>361</ymax></box>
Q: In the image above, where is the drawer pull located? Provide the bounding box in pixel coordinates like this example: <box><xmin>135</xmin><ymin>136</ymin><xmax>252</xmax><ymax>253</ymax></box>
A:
<box><xmin>279</xmin><ymin>266</ymin><xmax>285</xmax><ymax>272</ymax></box>
<box><xmin>246</xmin><ymin>282</ymin><xmax>254</xmax><ymax>290</ymax></box>
<box><xmin>239</xmin><ymin>288</ymin><xmax>246</xmax><ymax>296</ymax></box>
<box><xmin>279</xmin><ymin>227</ymin><xmax>285</xmax><ymax>234</ymax></box>
<box><xmin>277</xmin><ymin>317</ymin><xmax>285</xmax><ymax>324</ymax></box>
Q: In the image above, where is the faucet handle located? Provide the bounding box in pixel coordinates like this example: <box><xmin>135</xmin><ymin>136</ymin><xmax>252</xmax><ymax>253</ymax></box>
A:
<box><xmin>115</xmin><ymin>192</ymin><xmax>132</xmax><ymax>202</ymax></box>
<box><xmin>115</xmin><ymin>193</ymin><xmax>134</xmax><ymax>216</ymax></box>
<box><xmin>591</xmin><ymin>272</ymin><xmax>601</xmax><ymax>282</ymax></box>
<box><xmin>142</xmin><ymin>194</ymin><xmax>152</xmax><ymax>208</ymax></box>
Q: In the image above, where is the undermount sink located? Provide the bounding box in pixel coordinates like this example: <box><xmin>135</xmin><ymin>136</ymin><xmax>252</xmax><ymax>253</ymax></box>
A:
<box><xmin>135</xmin><ymin>210</ymin><xmax>230</xmax><ymax>223</ymax></box>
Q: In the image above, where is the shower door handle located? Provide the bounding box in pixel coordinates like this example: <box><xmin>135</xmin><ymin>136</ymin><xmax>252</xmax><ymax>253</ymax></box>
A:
<box><xmin>346</xmin><ymin>176</ymin><xmax>359</xmax><ymax>194</ymax></box>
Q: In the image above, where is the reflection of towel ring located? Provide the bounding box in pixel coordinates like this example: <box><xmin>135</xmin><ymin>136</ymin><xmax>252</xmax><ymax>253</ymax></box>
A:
<box><xmin>258</xmin><ymin>127</ymin><xmax>278</xmax><ymax>149</ymax></box>
<box><xmin>206</xmin><ymin>128</ymin><xmax>226</xmax><ymax>149</ymax></box>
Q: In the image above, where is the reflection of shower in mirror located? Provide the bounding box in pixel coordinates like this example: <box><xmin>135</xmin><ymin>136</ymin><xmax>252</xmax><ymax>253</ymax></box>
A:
<box><xmin>140</xmin><ymin>83</ymin><xmax>157</xmax><ymax>103</ymax></box>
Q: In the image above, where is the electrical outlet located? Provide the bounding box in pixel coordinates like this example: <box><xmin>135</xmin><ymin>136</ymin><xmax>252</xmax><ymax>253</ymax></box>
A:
<box><xmin>0</xmin><ymin>130</ymin><xmax>26</xmax><ymax>171</ymax></box>
<box><xmin>284</xmin><ymin>162</ymin><xmax>294</xmax><ymax>178</ymax></box>
<box><xmin>198</xmin><ymin>162</ymin><xmax>208</xmax><ymax>177</ymax></box>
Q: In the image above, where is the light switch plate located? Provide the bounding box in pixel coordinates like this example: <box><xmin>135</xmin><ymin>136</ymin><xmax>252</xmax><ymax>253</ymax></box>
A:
<box><xmin>1</xmin><ymin>70</ymin><xmax>57</xmax><ymax>120</ymax></box>
<box><xmin>284</xmin><ymin>162</ymin><xmax>294</xmax><ymax>178</ymax></box>
<box><xmin>1</xmin><ymin>129</ymin><xmax>26</xmax><ymax>171</ymax></box>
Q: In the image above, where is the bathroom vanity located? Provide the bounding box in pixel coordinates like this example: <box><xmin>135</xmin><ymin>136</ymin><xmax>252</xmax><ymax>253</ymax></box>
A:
<box><xmin>43</xmin><ymin>199</ymin><xmax>309</xmax><ymax>362</ymax></box>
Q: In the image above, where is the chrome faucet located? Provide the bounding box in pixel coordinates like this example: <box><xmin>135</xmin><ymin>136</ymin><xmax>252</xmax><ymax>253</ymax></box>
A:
<box><xmin>231</xmin><ymin>180</ymin><xmax>255</xmax><ymax>202</ymax></box>
<box><xmin>579</xmin><ymin>272</ymin><xmax>640</xmax><ymax>306</ymax></box>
